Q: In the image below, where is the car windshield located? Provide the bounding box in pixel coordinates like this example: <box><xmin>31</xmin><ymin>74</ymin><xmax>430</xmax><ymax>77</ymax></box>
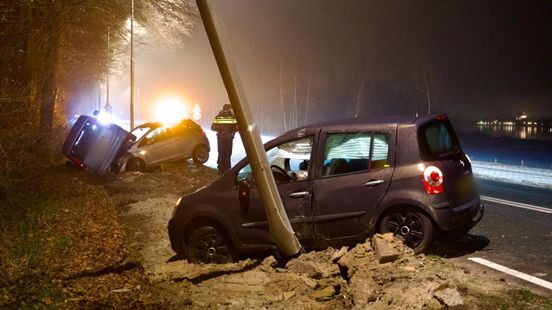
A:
<box><xmin>131</xmin><ymin>126</ymin><xmax>153</xmax><ymax>141</ymax></box>
<box><xmin>419</xmin><ymin>119</ymin><xmax>461</xmax><ymax>160</ymax></box>
<box><xmin>238</xmin><ymin>137</ymin><xmax>313</xmax><ymax>183</ymax></box>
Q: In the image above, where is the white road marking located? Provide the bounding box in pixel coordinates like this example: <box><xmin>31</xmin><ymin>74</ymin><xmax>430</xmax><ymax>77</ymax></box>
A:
<box><xmin>468</xmin><ymin>257</ymin><xmax>552</xmax><ymax>291</ymax></box>
<box><xmin>481</xmin><ymin>195</ymin><xmax>552</xmax><ymax>214</ymax></box>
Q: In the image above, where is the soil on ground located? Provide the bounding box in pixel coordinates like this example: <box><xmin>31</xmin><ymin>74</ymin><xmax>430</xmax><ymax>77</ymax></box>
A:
<box><xmin>1</xmin><ymin>160</ymin><xmax>551</xmax><ymax>309</ymax></box>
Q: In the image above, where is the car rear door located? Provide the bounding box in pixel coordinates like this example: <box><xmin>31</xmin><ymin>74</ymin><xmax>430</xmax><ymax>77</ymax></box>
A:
<box><xmin>312</xmin><ymin>126</ymin><xmax>395</xmax><ymax>240</ymax></box>
<box><xmin>174</xmin><ymin>121</ymin><xmax>202</xmax><ymax>158</ymax></box>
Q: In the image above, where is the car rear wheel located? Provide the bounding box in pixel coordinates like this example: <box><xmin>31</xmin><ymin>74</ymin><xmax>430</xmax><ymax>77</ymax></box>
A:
<box><xmin>378</xmin><ymin>207</ymin><xmax>434</xmax><ymax>254</ymax></box>
<box><xmin>126</xmin><ymin>158</ymin><xmax>145</xmax><ymax>172</ymax></box>
<box><xmin>186</xmin><ymin>226</ymin><xmax>235</xmax><ymax>264</ymax></box>
<box><xmin>192</xmin><ymin>145</ymin><xmax>209</xmax><ymax>165</ymax></box>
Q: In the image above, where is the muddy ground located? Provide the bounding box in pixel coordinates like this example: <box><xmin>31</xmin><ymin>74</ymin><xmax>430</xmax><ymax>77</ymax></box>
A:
<box><xmin>1</xmin><ymin>160</ymin><xmax>551</xmax><ymax>308</ymax></box>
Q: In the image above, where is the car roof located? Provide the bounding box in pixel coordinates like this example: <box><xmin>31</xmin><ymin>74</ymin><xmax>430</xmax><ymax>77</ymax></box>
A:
<box><xmin>271</xmin><ymin>114</ymin><xmax>446</xmax><ymax>143</ymax></box>
<box><xmin>134</xmin><ymin>122</ymin><xmax>162</xmax><ymax>129</ymax></box>
<box><xmin>134</xmin><ymin>118</ymin><xmax>198</xmax><ymax>130</ymax></box>
<box><xmin>305</xmin><ymin>114</ymin><xmax>419</xmax><ymax>128</ymax></box>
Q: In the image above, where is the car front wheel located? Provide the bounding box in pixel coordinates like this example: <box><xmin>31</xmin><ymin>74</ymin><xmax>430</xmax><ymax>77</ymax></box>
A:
<box><xmin>378</xmin><ymin>207</ymin><xmax>434</xmax><ymax>254</ymax></box>
<box><xmin>192</xmin><ymin>145</ymin><xmax>209</xmax><ymax>165</ymax></box>
<box><xmin>126</xmin><ymin>158</ymin><xmax>145</xmax><ymax>172</ymax></box>
<box><xmin>186</xmin><ymin>226</ymin><xmax>235</xmax><ymax>264</ymax></box>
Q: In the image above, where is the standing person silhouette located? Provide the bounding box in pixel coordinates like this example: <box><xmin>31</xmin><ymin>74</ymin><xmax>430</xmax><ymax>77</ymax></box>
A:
<box><xmin>211</xmin><ymin>104</ymin><xmax>238</xmax><ymax>175</ymax></box>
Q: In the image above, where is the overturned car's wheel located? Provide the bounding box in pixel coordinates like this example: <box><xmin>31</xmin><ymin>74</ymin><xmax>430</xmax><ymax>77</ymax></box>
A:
<box><xmin>378</xmin><ymin>207</ymin><xmax>434</xmax><ymax>254</ymax></box>
<box><xmin>192</xmin><ymin>145</ymin><xmax>209</xmax><ymax>165</ymax></box>
<box><xmin>187</xmin><ymin>226</ymin><xmax>235</xmax><ymax>264</ymax></box>
<box><xmin>126</xmin><ymin>158</ymin><xmax>145</xmax><ymax>172</ymax></box>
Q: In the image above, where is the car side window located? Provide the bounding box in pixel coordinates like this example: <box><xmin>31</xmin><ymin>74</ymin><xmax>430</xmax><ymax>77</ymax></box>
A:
<box><xmin>371</xmin><ymin>133</ymin><xmax>390</xmax><ymax>169</ymax></box>
<box><xmin>237</xmin><ymin>136</ymin><xmax>313</xmax><ymax>185</ymax></box>
<box><xmin>323</xmin><ymin>132</ymin><xmax>390</xmax><ymax>176</ymax></box>
<box><xmin>172</xmin><ymin>121</ymin><xmax>195</xmax><ymax>135</ymax></box>
<box><xmin>146</xmin><ymin>126</ymin><xmax>173</xmax><ymax>144</ymax></box>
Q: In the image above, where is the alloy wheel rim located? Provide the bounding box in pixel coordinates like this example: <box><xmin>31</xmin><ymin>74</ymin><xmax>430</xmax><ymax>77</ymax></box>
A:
<box><xmin>387</xmin><ymin>212</ymin><xmax>424</xmax><ymax>247</ymax></box>
<box><xmin>197</xmin><ymin>151</ymin><xmax>208</xmax><ymax>163</ymax></box>
<box><xmin>194</xmin><ymin>232</ymin><xmax>231</xmax><ymax>263</ymax></box>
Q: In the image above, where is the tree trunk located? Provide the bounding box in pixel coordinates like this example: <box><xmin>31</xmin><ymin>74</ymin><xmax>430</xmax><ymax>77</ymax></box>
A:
<box><xmin>38</xmin><ymin>6</ymin><xmax>62</xmax><ymax>132</ymax></box>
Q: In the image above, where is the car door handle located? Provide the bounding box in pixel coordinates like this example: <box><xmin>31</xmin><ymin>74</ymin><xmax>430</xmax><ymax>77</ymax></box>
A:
<box><xmin>289</xmin><ymin>191</ymin><xmax>310</xmax><ymax>199</ymax></box>
<box><xmin>364</xmin><ymin>179</ymin><xmax>384</xmax><ymax>187</ymax></box>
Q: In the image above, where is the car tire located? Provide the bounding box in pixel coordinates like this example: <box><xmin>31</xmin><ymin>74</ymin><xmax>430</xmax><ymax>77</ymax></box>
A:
<box><xmin>192</xmin><ymin>145</ymin><xmax>209</xmax><ymax>165</ymax></box>
<box><xmin>126</xmin><ymin>158</ymin><xmax>145</xmax><ymax>172</ymax></box>
<box><xmin>186</xmin><ymin>226</ymin><xmax>235</xmax><ymax>264</ymax></box>
<box><xmin>378</xmin><ymin>207</ymin><xmax>434</xmax><ymax>254</ymax></box>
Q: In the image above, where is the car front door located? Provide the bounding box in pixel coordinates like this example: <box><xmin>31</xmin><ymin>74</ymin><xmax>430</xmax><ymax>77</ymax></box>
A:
<box><xmin>139</xmin><ymin>126</ymin><xmax>177</xmax><ymax>165</ymax></box>
<box><xmin>313</xmin><ymin>130</ymin><xmax>394</xmax><ymax>240</ymax></box>
<box><xmin>236</xmin><ymin>136</ymin><xmax>315</xmax><ymax>242</ymax></box>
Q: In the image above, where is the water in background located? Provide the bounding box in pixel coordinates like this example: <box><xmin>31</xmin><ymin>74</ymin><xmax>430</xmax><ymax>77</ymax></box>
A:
<box><xmin>457</xmin><ymin>124</ymin><xmax>552</xmax><ymax>170</ymax></box>
<box><xmin>476</xmin><ymin>124</ymin><xmax>552</xmax><ymax>141</ymax></box>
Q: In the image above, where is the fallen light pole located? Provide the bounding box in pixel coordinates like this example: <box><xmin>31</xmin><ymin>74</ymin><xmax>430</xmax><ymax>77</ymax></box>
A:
<box><xmin>196</xmin><ymin>0</ymin><xmax>302</xmax><ymax>257</ymax></box>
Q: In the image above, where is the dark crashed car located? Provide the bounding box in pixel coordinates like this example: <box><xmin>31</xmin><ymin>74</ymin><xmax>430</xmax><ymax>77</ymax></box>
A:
<box><xmin>169</xmin><ymin>114</ymin><xmax>484</xmax><ymax>263</ymax></box>
<box><xmin>62</xmin><ymin>115</ymin><xmax>135</xmax><ymax>175</ymax></box>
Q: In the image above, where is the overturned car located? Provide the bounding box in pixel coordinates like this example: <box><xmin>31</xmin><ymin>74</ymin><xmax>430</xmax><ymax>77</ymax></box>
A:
<box><xmin>168</xmin><ymin>114</ymin><xmax>484</xmax><ymax>263</ymax></box>
<box><xmin>62</xmin><ymin>115</ymin><xmax>135</xmax><ymax>175</ymax></box>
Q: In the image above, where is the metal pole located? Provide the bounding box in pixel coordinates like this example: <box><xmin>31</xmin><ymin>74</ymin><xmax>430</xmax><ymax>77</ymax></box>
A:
<box><xmin>196</xmin><ymin>0</ymin><xmax>301</xmax><ymax>257</ymax></box>
<box><xmin>97</xmin><ymin>81</ymin><xmax>101</xmax><ymax>111</ymax></box>
<box><xmin>130</xmin><ymin>0</ymin><xmax>135</xmax><ymax>130</ymax></box>
<box><xmin>106</xmin><ymin>26</ymin><xmax>110</xmax><ymax>111</ymax></box>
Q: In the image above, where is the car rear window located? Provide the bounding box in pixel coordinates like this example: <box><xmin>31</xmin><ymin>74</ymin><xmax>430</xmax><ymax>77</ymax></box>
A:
<box><xmin>418</xmin><ymin>119</ymin><xmax>461</xmax><ymax>161</ymax></box>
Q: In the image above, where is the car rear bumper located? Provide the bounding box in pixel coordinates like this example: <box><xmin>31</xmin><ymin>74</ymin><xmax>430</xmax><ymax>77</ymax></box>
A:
<box><xmin>433</xmin><ymin>196</ymin><xmax>484</xmax><ymax>231</ymax></box>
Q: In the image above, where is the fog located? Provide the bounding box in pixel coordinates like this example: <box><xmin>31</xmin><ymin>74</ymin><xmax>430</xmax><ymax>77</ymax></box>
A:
<box><xmin>102</xmin><ymin>0</ymin><xmax>552</xmax><ymax>135</ymax></box>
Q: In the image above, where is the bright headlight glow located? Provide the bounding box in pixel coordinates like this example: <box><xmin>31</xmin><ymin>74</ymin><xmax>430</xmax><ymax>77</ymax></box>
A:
<box><xmin>155</xmin><ymin>95</ymin><xmax>188</xmax><ymax>125</ymax></box>
<box><xmin>97</xmin><ymin>111</ymin><xmax>113</xmax><ymax>125</ymax></box>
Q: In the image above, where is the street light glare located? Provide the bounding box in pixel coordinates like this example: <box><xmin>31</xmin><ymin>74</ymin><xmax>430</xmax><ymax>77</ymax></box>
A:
<box><xmin>155</xmin><ymin>95</ymin><xmax>188</xmax><ymax>125</ymax></box>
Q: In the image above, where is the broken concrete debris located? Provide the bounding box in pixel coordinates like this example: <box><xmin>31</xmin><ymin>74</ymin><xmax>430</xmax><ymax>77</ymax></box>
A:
<box><xmin>433</xmin><ymin>287</ymin><xmax>465</xmax><ymax>309</ymax></box>
<box><xmin>144</xmin><ymin>234</ymin><xmax>472</xmax><ymax>308</ymax></box>
<box><xmin>372</xmin><ymin>232</ymin><xmax>401</xmax><ymax>263</ymax></box>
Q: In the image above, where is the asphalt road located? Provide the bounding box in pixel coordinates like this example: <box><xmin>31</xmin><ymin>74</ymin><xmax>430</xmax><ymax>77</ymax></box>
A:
<box><xmin>432</xmin><ymin>179</ymin><xmax>552</xmax><ymax>284</ymax></box>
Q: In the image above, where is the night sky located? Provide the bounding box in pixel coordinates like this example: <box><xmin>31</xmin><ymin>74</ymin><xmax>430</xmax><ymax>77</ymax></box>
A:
<box><xmin>128</xmin><ymin>0</ymin><xmax>552</xmax><ymax>129</ymax></box>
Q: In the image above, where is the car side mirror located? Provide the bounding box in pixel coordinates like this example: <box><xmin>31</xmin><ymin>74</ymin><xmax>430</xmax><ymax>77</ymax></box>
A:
<box><xmin>238</xmin><ymin>179</ymin><xmax>250</xmax><ymax>213</ymax></box>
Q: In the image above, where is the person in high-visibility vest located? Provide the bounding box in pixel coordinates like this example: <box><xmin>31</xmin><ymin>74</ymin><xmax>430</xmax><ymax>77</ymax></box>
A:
<box><xmin>211</xmin><ymin>104</ymin><xmax>238</xmax><ymax>175</ymax></box>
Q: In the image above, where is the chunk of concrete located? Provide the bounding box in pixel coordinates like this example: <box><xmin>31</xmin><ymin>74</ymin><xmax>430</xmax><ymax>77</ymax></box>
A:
<box><xmin>349</xmin><ymin>275</ymin><xmax>379</xmax><ymax>307</ymax></box>
<box><xmin>433</xmin><ymin>288</ymin><xmax>464</xmax><ymax>309</ymax></box>
<box><xmin>310</xmin><ymin>286</ymin><xmax>336</xmax><ymax>301</ymax></box>
<box><xmin>286</xmin><ymin>254</ymin><xmax>340</xmax><ymax>279</ymax></box>
<box><xmin>372</xmin><ymin>234</ymin><xmax>400</xmax><ymax>263</ymax></box>
<box><xmin>331</xmin><ymin>246</ymin><xmax>349</xmax><ymax>262</ymax></box>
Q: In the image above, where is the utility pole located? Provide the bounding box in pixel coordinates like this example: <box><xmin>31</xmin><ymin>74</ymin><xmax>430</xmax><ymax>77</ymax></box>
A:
<box><xmin>130</xmin><ymin>0</ymin><xmax>135</xmax><ymax>129</ymax></box>
<box><xmin>196</xmin><ymin>0</ymin><xmax>302</xmax><ymax>258</ymax></box>
<box><xmin>104</xmin><ymin>26</ymin><xmax>112</xmax><ymax>114</ymax></box>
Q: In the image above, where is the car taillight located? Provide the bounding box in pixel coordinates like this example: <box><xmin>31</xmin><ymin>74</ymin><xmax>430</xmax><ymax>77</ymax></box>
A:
<box><xmin>423</xmin><ymin>165</ymin><xmax>443</xmax><ymax>195</ymax></box>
